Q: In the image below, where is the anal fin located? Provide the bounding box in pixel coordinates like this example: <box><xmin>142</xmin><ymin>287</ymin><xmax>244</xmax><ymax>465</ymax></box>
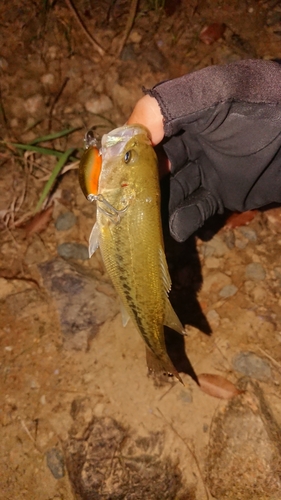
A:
<box><xmin>164</xmin><ymin>298</ymin><xmax>185</xmax><ymax>335</ymax></box>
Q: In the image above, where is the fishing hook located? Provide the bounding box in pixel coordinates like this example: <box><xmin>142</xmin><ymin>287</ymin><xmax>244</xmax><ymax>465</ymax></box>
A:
<box><xmin>87</xmin><ymin>193</ymin><xmax>128</xmax><ymax>223</ymax></box>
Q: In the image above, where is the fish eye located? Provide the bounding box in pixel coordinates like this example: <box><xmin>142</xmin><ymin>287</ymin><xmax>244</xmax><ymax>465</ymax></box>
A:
<box><xmin>124</xmin><ymin>150</ymin><xmax>131</xmax><ymax>163</ymax></box>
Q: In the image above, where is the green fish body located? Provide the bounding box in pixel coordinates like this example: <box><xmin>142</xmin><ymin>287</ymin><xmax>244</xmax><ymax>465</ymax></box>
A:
<box><xmin>80</xmin><ymin>124</ymin><xmax>184</xmax><ymax>383</ymax></box>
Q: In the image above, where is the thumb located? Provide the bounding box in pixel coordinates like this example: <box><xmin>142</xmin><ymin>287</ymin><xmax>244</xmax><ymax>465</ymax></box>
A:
<box><xmin>169</xmin><ymin>187</ymin><xmax>220</xmax><ymax>242</ymax></box>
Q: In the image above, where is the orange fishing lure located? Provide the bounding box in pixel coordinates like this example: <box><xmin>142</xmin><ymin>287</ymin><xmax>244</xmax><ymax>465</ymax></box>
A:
<box><xmin>79</xmin><ymin>145</ymin><xmax>102</xmax><ymax>199</ymax></box>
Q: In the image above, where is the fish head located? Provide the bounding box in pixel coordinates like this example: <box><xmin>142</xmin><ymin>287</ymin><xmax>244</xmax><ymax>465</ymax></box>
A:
<box><xmin>99</xmin><ymin>124</ymin><xmax>159</xmax><ymax>206</ymax></box>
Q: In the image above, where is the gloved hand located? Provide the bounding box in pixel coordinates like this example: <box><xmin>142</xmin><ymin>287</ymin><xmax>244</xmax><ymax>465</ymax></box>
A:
<box><xmin>127</xmin><ymin>59</ymin><xmax>281</xmax><ymax>242</ymax></box>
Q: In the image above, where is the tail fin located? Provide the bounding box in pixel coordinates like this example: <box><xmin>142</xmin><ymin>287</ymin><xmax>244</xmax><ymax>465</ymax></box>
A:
<box><xmin>145</xmin><ymin>347</ymin><xmax>184</xmax><ymax>385</ymax></box>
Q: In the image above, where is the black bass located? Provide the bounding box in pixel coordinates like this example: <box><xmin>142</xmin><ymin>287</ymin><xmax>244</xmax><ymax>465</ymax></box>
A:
<box><xmin>79</xmin><ymin>125</ymin><xmax>184</xmax><ymax>383</ymax></box>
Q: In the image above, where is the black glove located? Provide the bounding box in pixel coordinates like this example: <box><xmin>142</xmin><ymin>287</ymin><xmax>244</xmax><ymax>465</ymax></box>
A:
<box><xmin>146</xmin><ymin>59</ymin><xmax>281</xmax><ymax>242</ymax></box>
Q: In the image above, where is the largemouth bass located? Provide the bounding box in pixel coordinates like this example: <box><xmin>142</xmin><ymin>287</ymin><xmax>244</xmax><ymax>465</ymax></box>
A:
<box><xmin>79</xmin><ymin>124</ymin><xmax>184</xmax><ymax>383</ymax></box>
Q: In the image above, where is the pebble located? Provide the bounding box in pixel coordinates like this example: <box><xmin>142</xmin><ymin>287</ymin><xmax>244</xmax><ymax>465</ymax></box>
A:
<box><xmin>85</xmin><ymin>94</ymin><xmax>113</xmax><ymax>114</ymax></box>
<box><xmin>222</xmin><ymin>230</ymin><xmax>235</xmax><ymax>249</ymax></box>
<box><xmin>40</xmin><ymin>73</ymin><xmax>55</xmax><ymax>85</ymax></box>
<box><xmin>120</xmin><ymin>44</ymin><xmax>137</xmax><ymax>61</ymax></box>
<box><xmin>201</xmin><ymin>272</ymin><xmax>231</xmax><ymax>294</ymax></box>
<box><xmin>129</xmin><ymin>30</ymin><xmax>142</xmax><ymax>43</ymax></box>
<box><xmin>202</xmin><ymin>235</ymin><xmax>229</xmax><ymax>257</ymax></box>
<box><xmin>238</xmin><ymin>227</ymin><xmax>257</xmax><ymax>242</ymax></box>
<box><xmin>204</xmin><ymin>257</ymin><xmax>220</xmax><ymax>269</ymax></box>
<box><xmin>245</xmin><ymin>262</ymin><xmax>266</xmax><ymax>281</ymax></box>
<box><xmin>55</xmin><ymin>212</ymin><xmax>77</xmax><ymax>231</ymax></box>
<box><xmin>235</xmin><ymin>237</ymin><xmax>248</xmax><ymax>249</ymax></box>
<box><xmin>46</xmin><ymin>448</ymin><xmax>65</xmax><ymax>479</ymax></box>
<box><xmin>232</xmin><ymin>351</ymin><xmax>271</xmax><ymax>381</ymax></box>
<box><xmin>219</xmin><ymin>284</ymin><xmax>238</xmax><ymax>298</ymax></box>
<box><xmin>23</xmin><ymin>94</ymin><xmax>45</xmax><ymax>116</ymax></box>
<box><xmin>57</xmin><ymin>242</ymin><xmax>88</xmax><ymax>260</ymax></box>
<box><xmin>40</xmin><ymin>395</ymin><xmax>46</xmax><ymax>405</ymax></box>
<box><xmin>206</xmin><ymin>309</ymin><xmax>220</xmax><ymax>328</ymax></box>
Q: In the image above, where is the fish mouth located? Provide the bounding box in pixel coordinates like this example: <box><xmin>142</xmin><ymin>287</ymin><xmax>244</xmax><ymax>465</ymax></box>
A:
<box><xmin>101</xmin><ymin>124</ymin><xmax>151</xmax><ymax>161</ymax></box>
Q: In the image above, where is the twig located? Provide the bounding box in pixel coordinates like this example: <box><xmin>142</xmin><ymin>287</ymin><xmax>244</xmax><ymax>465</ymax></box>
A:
<box><xmin>116</xmin><ymin>0</ymin><xmax>139</xmax><ymax>57</ymax></box>
<box><xmin>258</xmin><ymin>347</ymin><xmax>281</xmax><ymax>371</ymax></box>
<box><xmin>20</xmin><ymin>419</ymin><xmax>43</xmax><ymax>453</ymax></box>
<box><xmin>0</xmin><ymin>83</ymin><xmax>9</xmax><ymax>130</ymax></box>
<box><xmin>156</xmin><ymin>407</ymin><xmax>210</xmax><ymax>500</ymax></box>
<box><xmin>48</xmin><ymin>77</ymin><xmax>69</xmax><ymax>132</ymax></box>
<box><xmin>65</xmin><ymin>0</ymin><xmax>105</xmax><ymax>56</ymax></box>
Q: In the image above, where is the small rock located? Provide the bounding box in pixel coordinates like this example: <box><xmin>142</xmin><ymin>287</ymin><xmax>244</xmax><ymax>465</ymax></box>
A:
<box><xmin>238</xmin><ymin>227</ymin><xmax>257</xmax><ymax>242</ymax></box>
<box><xmin>30</xmin><ymin>379</ymin><xmax>40</xmax><ymax>389</ymax></box>
<box><xmin>250</xmin><ymin>285</ymin><xmax>267</xmax><ymax>303</ymax></box>
<box><xmin>40</xmin><ymin>73</ymin><xmax>55</xmax><ymax>85</ymax></box>
<box><xmin>219</xmin><ymin>284</ymin><xmax>238</xmax><ymax>298</ymax></box>
<box><xmin>57</xmin><ymin>242</ymin><xmax>88</xmax><ymax>260</ymax></box>
<box><xmin>264</xmin><ymin>206</ymin><xmax>281</xmax><ymax>233</ymax></box>
<box><xmin>222</xmin><ymin>230</ymin><xmax>235</xmax><ymax>249</ymax></box>
<box><xmin>85</xmin><ymin>94</ymin><xmax>113</xmax><ymax>114</ymax></box>
<box><xmin>232</xmin><ymin>351</ymin><xmax>271</xmax><ymax>381</ymax></box>
<box><xmin>202</xmin><ymin>235</ymin><xmax>229</xmax><ymax>257</ymax></box>
<box><xmin>46</xmin><ymin>448</ymin><xmax>65</xmax><ymax>479</ymax></box>
<box><xmin>235</xmin><ymin>236</ymin><xmax>248</xmax><ymax>249</ymax></box>
<box><xmin>206</xmin><ymin>309</ymin><xmax>220</xmax><ymax>328</ymax></box>
<box><xmin>23</xmin><ymin>94</ymin><xmax>45</xmax><ymax>116</ymax></box>
<box><xmin>120</xmin><ymin>44</ymin><xmax>137</xmax><ymax>61</ymax></box>
<box><xmin>205</xmin><ymin>257</ymin><xmax>221</xmax><ymax>269</ymax></box>
<box><xmin>245</xmin><ymin>262</ymin><xmax>266</xmax><ymax>281</ymax></box>
<box><xmin>55</xmin><ymin>212</ymin><xmax>77</xmax><ymax>231</ymax></box>
<box><xmin>129</xmin><ymin>30</ymin><xmax>142</xmax><ymax>43</ymax></box>
<box><xmin>202</xmin><ymin>272</ymin><xmax>231</xmax><ymax>294</ymax></box>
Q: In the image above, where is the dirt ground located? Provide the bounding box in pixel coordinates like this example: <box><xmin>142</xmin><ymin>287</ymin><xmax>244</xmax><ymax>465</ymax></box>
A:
<box><xmin>1</xmin><ymin>1</ymin><xmax>281</xmax><ymax>499</ymax></box>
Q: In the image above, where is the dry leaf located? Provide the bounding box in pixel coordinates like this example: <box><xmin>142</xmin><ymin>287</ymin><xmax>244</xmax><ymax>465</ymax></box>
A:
<box><xmin>199</xmin><ymin>23</ymin><xmax>226</xmax><ymax>45</ymax></box>
<box><xmin>24</xmin><ymin>205</ymin><xmax>53</xmax><ymax>237</ymax></box>
<box><xmin>198</xmin><ymin>373</ymin><xmax>242</xmax><ymax>399</ymax></box>
<box><xmin>225</xmin><ymin>210</ymin><xmax>258</xmax><ymax>229</ymax></box>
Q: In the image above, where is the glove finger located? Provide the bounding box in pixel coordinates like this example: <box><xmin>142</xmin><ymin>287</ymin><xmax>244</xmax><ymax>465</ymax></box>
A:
<box><xmin>169</xmin><ymin>187</ymin><xmax>219</xmax><ymax>242</ymax></box>
<box><xmin>169</xmin><ymin>161</ymin><xmax>201</xmax><ymax>214</ymax></box>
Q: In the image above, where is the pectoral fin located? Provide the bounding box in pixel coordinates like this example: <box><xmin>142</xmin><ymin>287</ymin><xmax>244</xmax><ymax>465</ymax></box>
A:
<box><xmin>164</xmin><ymin>298</ymin><xmax>185</xmax><ymax>335</ymax></box>
<box><xmin>89</xmin><ymin>222</ymin><xmax>100</xmax><ymax>257</ymax></box>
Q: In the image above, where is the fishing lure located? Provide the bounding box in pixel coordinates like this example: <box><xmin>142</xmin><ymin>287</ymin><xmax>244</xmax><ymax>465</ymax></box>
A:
<box><xmin>78</xmin><ymin>131</ymin><xmax>102</xmax><ymax>199</ymax></box>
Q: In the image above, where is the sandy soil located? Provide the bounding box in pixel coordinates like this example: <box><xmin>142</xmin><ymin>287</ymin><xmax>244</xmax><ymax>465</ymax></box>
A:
<box><xmin>1</xmin><ymin>1</ymin><xmax>281</xmax><ymax>499</ymax></box>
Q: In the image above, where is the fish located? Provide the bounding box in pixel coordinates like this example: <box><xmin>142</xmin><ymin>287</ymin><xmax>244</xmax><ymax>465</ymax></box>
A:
<box><xmin>79</xmin><ymin>124</ymin><xmax>184</xmax><ymax>383</ymax></box>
